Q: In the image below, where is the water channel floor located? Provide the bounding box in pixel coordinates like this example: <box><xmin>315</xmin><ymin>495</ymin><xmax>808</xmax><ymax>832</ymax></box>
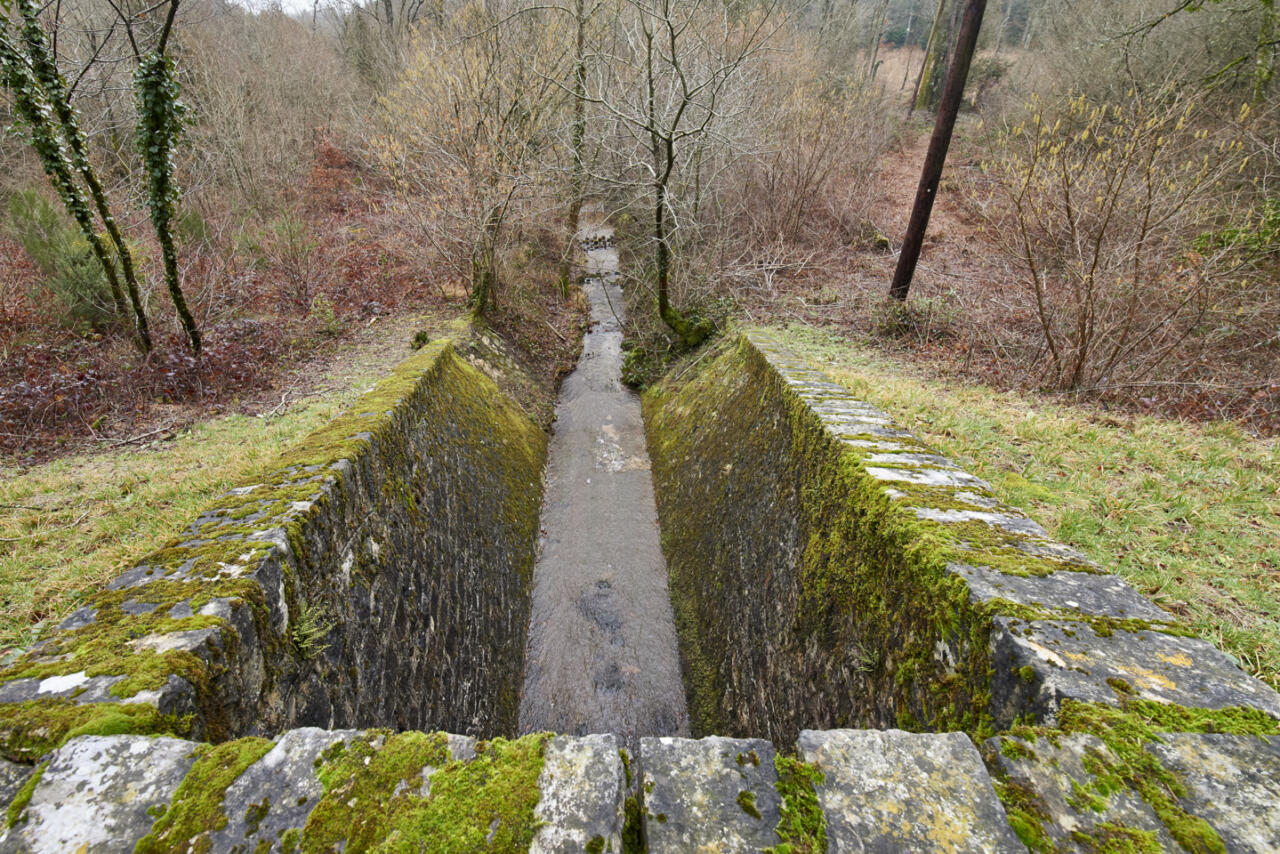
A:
<box><xmin>517</xmin><ymin>223</ymin><xmax>691</xmax><ymax>747</ymax></box>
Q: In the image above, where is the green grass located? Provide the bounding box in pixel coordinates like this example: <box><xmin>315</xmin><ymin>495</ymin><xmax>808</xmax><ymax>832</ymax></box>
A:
<box><xmin>768</xmin><ymin>324</ymin><xmax>1280</xmax><ymax>690</ymax></box>
<box><xmin>0</xmin><ymin>314</ymin><xmax>450</xmax><ymax>656</ymax></box>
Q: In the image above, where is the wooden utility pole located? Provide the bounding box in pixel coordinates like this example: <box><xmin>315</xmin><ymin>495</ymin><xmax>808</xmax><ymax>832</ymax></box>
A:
<box><xmin>889</xmin><ymin>0</ymin><xmax>987</xmax><ymax>301</ymax></box>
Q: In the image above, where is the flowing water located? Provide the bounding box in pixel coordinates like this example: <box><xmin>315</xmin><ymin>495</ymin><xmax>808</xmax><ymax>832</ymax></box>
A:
<box><xmin>517</xmin><ymin>221</ymin><xmax>690</xmax><ymax>748</ymax></box>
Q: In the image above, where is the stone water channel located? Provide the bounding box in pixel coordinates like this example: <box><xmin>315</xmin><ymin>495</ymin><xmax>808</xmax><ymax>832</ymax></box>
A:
<box><xmin>518</xmin><ymin>221</ymin><xmax>690</xmax><ymax>747</ymax></box>
<box><xmin>7</xmin><ymin>218</ymin><xmax>1280</xmax><ymax>851</ymax></box>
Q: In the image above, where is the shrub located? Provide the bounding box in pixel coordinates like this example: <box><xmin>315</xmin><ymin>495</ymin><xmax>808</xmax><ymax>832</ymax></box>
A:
<box><xmin>4</xmin><ymin>190</ymin><xmax>119</xmax><ymax>330</ymax></box>
<box><xmin>1195</xmin><ymin>196</ymin><xmax>1280</xmax><ymax>260</ymax></box>
<box><xmin>267</xmin><ymin>212</ymin><xmax>319</xmax><ymax>309</ymax></box>
<box><xmin>976</xmin><ymin>88</ymin><xmax>1253</xmax><ymax>390</ymax></box>
<box><xmin>871</xmin><ymin>293</ymin><xmax>959</xmax><ymax>343</ymax></box>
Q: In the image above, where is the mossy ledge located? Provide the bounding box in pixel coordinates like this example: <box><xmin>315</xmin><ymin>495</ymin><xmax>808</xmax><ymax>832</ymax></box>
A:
<box><xmin>0</xmin><ymin>337</ymin><xmax>548</xmax><ymax>763</ymax></box>
<box><xmin>641</xmin><ymin>332</ymin><xmax>1280</xmax><ymax>745</ymax></box>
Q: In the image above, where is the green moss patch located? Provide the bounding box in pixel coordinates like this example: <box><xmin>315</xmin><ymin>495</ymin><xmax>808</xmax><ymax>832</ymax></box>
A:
<box><xmin>4</xmin><ymin>760</ymin><xmax>46</xmax><ymax>829</ymax></box>
<box><xmin>767</xmin><ymin>755</ymin><xmax>826</xmax><ymax>853</ymax></box>
<box><xmin>0</xmin><ymin>698</ymin><xmax>192</xmax><ymax>763</ymax></box>
<box><xmin>136</xmin><ymin>736</ymin><xmax>275</xmax><ymax>853</ymax></box>
<box><xmin>300</xmin><ymin>730</ymin><xmax>550</xmax><ymax>853</ymax></box>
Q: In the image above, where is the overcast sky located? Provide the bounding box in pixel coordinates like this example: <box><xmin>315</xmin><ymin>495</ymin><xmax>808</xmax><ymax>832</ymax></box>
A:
<box><xmin>239</xmin><ymin>0</ymin><xmax>323</xmax><ymax>18</ymax></box>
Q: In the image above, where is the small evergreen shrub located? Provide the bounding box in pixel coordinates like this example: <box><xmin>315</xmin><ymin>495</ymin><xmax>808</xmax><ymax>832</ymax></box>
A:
<box><xmin>4</xmin><ymin>190</ymin><xmax>117</xmax><ymax>330</ymax></box>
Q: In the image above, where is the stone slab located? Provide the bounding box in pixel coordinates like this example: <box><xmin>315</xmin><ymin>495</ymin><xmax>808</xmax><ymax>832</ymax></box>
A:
<box><xmin>640</xmin><ymin>735</ymin><xmax>780</xmax><ymax>853</ymax></box>
<box><xmin>797</xmin><ymin>729</ymin><xmax>1026</xmax><ymax>854</ymax></box>
<box><xmin>1146</xmin><ymin>733</ymin><xmax>1280</xmax><ymax>853</ymax></box>
<box><xmin>201</xmin><ymin>727</ymin><xmax>363</xmax><ymax>852</ymax></box>
<box><xmin>989</xmin><ymin>618</ymin><xmax>1280</xmax><ymax>729</ymax></box>
<box><xmin>949</xmin><ymin>562</ymin><xmax>1170</xmax><ymax>622</ymax></box>
<box><xmin>986</xmin><ymin>733</ymin><xmax>1176</xmax><ymax>851</ymax></box>
<box><xmin>531</xmin><ymin>734</ymin><xmax>626</xmax><ymax>853</ymax></box>
<box><xmin>0</xmin><ymin>735</ymin><xmax>195</xmax><ymax>854</ymax></box>
<box><xmin>0</xmin><ymin>761</ymin><xmax>31</xmax><ymax>816</ymax></box>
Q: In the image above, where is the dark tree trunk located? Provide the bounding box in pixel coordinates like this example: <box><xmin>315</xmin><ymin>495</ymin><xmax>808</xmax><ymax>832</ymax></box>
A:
<box><xmin>890</xmin><ymin>0</ymin><xmax>988</xmax><ymax>301</ymax></box>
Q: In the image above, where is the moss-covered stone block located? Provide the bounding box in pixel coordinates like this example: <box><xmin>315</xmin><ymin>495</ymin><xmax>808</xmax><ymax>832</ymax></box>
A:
<box><xmin>0</xmin><ymin>729</ymin><xmax>625</xmax><ymax>853</ymax></box>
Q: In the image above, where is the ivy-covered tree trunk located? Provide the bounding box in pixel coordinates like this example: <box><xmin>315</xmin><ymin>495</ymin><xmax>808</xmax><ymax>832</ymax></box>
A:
<box><xmin>0</xmin><ymin>43</ymin><xmax>123</xmax><ymax>316</ymax></box>
<box><xmin>913</xmin><ymin>0</ymin><xmax>952</xmax><ymax>113</ymax></box>
<box><xmin>135</xmin><ymin>51</ymin><xmax>201</xmax><ymax>356</ymax></box>
<box><xmin>1</xmin><ymin>3</ymin><xmax>153</xmax><ymax>350</ymax></box>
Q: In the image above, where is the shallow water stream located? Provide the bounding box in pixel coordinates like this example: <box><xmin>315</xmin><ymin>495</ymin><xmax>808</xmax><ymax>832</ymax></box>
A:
<box><xmin>517</xmin><ymin>221</ymin><xmax>690</xmax><ymax>748</ymax></box>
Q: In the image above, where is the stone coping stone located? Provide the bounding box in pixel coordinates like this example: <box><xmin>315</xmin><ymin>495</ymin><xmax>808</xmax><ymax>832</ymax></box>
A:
<box><xmin>0</xmin><ymin>730</ymin><xmax>624</xmax><ymax>853</ymax></box>
<box><xmin>1146</xmin><ymin>733</ymin><xmax>1280</xmax><ymax>852</ymax></box>
<box><xmin>989</xmin><ymin>617</ymin><xmax>1280</xmax><ymax>729</ymax></box>
<box><xmin>0</xmin><ymin>761</ymin><xmax>29</xmax><ymax>816</ymax></box>
<box><xmin>798</xmin><ymin>728</ymin><xmax>1026</xmax><ymax>853</ymax></box>
<box><xmin>947</xmin><ymin>562</ymin><xmax>1169</xmax><ymax>622</ymax></box>
<box><xmin>987</xmin><ymin>733</ymin><xmax>1177</xmax><ymax>851</ymax></box>
<box><xmin>746</xmin><ymin>331</ymin><xmax>1280</xmax><ymax>729</ymax></box>
<box><xmin>987</xmin><ymin>731</ymin><xmax>1280</xmax><ymax>852</ymax></box>
<box><xmin>0</xmin><ymin>735</ymin><xmax>196</xmax><ymax>854</ymax></box>
<box><xmin>7</xmin><ymin>728</ymin><xmax>1280</xmax><ymax>852</ymax></box>
<box><xmin>198</xmin><ymin>727</ymin><xmax>365</xmax><ymax>852</ymax></box>
<box><xmin>640</xmin><ymin>735</ymin><xmax>780</xmax><ymax>853</ymax></box>
<box><xmin>531</xmin><ymin>734</ymin><xmax>626</xmax><ymax>854</ymax></box>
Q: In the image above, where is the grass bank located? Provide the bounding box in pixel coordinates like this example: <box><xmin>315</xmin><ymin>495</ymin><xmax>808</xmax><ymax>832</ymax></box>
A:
<box><xmin>768</xmin><ymin>324</ymin><xmax>1280</xmax><ymax>690</ymax></box>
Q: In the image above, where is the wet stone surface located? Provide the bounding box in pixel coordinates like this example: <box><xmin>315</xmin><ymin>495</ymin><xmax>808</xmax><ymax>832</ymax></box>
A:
<box><xmin>518</xmin><ymin>224</ymin><xmax>689</xmax><ymax>750</ymax></box>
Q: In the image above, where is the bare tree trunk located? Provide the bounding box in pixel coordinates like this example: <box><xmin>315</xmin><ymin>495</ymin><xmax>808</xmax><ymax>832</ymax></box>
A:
<box><xmin>992</xmin><ymin>0</ymin><xmax>1011</xmax><ymax>54</ymax></box>
<box><xmin>654</xmin><ymin>178</ymin><xmax>671</xmax><ymax>325</ymax></box>
<box><xmin>900</xmin><ymin>0</ymin><xmax>919</xmax><ymax>91</ymax></box>
<box><xmin>866</xmin><ymin>0</ymin><xmax>892</xmax><ymax>81</ymax></box>
<box><xmin>469</xmin><ymin>205</ymin><xmax>503</xmax><ymax>314</ymax></box>
<box><xmin>559</xmin><ymin>0</ymin><xmax>588</xmax><ymax>295</ymax></box>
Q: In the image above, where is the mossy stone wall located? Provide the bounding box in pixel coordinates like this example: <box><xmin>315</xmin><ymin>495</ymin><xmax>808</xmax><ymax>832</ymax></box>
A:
<box><xmin>0</xmin><ymin>340</ymin><xmax>547</xmax><ymax>761</ymax></box>
<box><xmin>644</xmin><ymin>335</ymin><xmax>951</xmax><ymax>742</ymax></box>
<box><xmin>643</xmin><ymin>333</ymin><xmax>1280</xmax><ymax>747</ymax></box>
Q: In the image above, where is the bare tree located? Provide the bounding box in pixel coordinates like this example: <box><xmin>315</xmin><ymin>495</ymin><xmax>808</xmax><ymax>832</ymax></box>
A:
<box><xmin>591</xmin><ymin>0</ymin><xmax>781</xmax><ymax>346</ymax></box>
<box><xmin>372</xmin><ymin>2</ymin><xmax>570</xmax><ymax>313</ymax></box>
